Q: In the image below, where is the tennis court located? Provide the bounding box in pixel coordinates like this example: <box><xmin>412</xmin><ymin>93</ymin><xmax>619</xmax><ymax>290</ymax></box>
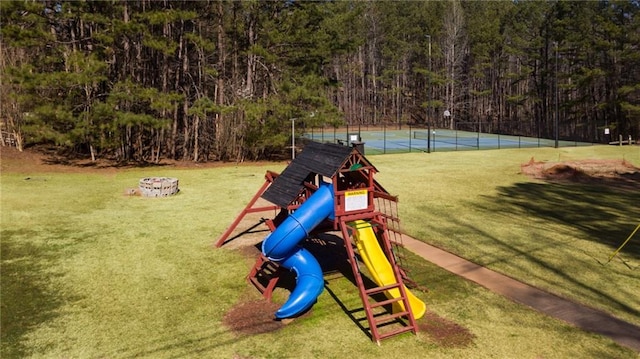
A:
<box><xmin>304</xmin><ymin>127</ymin><xmax>593</xmax><ymax>155</ymax></box>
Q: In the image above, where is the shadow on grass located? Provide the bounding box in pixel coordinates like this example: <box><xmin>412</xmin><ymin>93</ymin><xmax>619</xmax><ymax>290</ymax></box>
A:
<box><xmin>491</xmin><ymin>181</ymin><xmax>639</xmax><ymax>259</ymax></box>
<box><xmin>100</xmin><ymin>327</ymin><xmax>250</xmax><ymax>359</ymax></box>
<box><xmin>463</xmin><ymin>181</ymin><xmax>640</xmax><ymax>320</ymax></box>
<box><xmin>0</xmin><ymin>229</ymin><xmax>74</xmax><ymax>358</ymax></box>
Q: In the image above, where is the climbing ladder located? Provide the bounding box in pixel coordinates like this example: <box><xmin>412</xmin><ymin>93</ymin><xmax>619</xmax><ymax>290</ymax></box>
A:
<box><xmin>245</xmin><ymin>212</ymin><xmax>286</xmax><ymax>300</ymax></box>
<box><xmin>374</xmin><ymin>195</ymin><xmax>425</xmax><ymax>291</ymax></box>
<box><xmin>339</xmin><ymin>216</ymin><xmax>419</xmax><ymax>344</ymax></box>
<box><xmin>247</xmin><ymin>254</ymin><xmax>283</xmax><ymax>301</ymax></box>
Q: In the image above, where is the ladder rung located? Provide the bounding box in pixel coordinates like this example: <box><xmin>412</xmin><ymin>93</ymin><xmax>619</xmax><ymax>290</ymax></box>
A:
<box><xmin>365</xmin><ymin>283</ymin><xmax>401</xmax><ymax>295</ymax></box>
<box><xmin>374</xmin><ymin>311</ymin><xmax>410</xmax><ymax>325</ymax></box>
<box><xmin>248</xmin><ymin>277</ymin><xmax>267</xmax><ymax>291</ymax></box>
<box><xmin>370</xmin><ymin>297</ymin><xmax>403</xmax><ymax>308</ymax></box>
<box><xmin>377</xmin><ymin>326</ymin><xmax>416</xmax><ymax>340</ymax></box>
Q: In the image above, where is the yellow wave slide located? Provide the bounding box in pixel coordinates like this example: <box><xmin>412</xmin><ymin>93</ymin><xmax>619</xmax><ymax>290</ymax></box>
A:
<box><xmin>351</xmin><ymin>220</ymin><xmax>426</xmax><ymax>319</ymax></box>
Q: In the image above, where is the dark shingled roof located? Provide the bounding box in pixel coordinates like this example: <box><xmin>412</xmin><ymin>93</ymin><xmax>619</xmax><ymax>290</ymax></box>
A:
<box><xmin>261</xmin><ymin>142</ymin><xmax>352</xmax><ymax>208</ymax></box>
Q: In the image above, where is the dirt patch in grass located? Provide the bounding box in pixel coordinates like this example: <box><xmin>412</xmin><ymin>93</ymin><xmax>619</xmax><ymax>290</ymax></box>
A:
<box><xmin>223</xmin><ymin>299</ymin><xmax>286</xmax><ymax>335</ymax></box>
<box><xmin>418</xmin><ymin>312</ymin><xmax>476</xmax><ymax>348</ymax></box>
<box><xmin>0</xmin><ymin>146</ymin><xmax>276</xmax><ymax>174</ymax></box>
<box><xmin>520</xmin><ymin>158</ymin><xmax>640</xmax><ymax>190</ymax></box>
<box><xmin>223</xmin><ymin>293</ymin><xmax>312</xmax><ymax>336</ymax></box>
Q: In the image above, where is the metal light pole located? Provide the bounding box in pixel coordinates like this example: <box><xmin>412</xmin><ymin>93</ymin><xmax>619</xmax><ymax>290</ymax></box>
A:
<box><xmin>426</xmin><ymin>34</ymin><xmax>432</xmax><ymax>153</ymax></box>
<box><xmin>426</xmin><ymin>35</ymin><xmax>432</xmax><ymax>122</ymax></box>
<box><xmin>554</xmin><ymin>42</ymin><xmax>559</xmax><ymax>148</ymax></box>
<box><xmin>290</xmin><ymin>118</ymin><xmax>297</xmax><ymax>159</ymax></box>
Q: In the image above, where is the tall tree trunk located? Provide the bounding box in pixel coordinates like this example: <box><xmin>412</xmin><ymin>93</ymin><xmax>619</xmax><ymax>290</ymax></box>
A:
<box><xmin>214</xmin><ymin>0</ymin><xmax>227</xmax><ymax>160</ymax></box>
<box><xmin>443</xmin><ymin>0</ymin><xmax>467</xmax><ymax>129</ymax></box>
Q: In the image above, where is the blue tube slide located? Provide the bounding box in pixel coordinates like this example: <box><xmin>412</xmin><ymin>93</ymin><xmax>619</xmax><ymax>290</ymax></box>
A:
<box><xmin>261</xmin><ymin>183</ymin><xmax>334</xmax><ymax>318</ymax></box>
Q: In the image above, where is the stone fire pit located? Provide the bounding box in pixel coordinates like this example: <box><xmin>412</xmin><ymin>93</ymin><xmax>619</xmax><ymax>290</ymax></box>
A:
<box><xmin>138</xmin><ymin>177</ymin><xmax>179</xmax><ymax>197</ymax></box>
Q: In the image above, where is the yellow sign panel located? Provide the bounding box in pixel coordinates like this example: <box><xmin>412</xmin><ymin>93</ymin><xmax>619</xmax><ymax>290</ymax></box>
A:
<box><xmin>345</xmin><ymin>189</ymin><xmax>367</xmax><ymax>197</ymax></box>
<box><xmin>345</xmin><ymin>189</ymin><xmax>368</xmax><ymax>211</ymax></box>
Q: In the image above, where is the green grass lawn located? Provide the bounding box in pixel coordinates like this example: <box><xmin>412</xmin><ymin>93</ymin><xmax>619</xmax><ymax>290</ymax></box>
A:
<box><xmin>1</xmin><ymin>145</ymin><xmax>638</xmax><ymax>358</ymax></box>
<box><xmin>374</xmin><ymin>146</ymin><xmax>640</xmax><ymax>328</ymax></box>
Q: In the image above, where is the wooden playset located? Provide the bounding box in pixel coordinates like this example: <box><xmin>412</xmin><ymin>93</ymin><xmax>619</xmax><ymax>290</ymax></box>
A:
<box><xmin>216</xmin><ymin>141</ymin><xmax>425</xmax><ymax>343</ymax></box>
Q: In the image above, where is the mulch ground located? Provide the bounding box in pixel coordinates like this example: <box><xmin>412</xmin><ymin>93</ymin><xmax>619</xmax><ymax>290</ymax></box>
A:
<box><xmin>418</xmin><ymin>312</ymin><xmax>476</xmax><ymax>348</ymax></box>
<box><xmin>223</xmin><ymin>299</ymin><xmax>286</xmax><ymax>336</ymax></box>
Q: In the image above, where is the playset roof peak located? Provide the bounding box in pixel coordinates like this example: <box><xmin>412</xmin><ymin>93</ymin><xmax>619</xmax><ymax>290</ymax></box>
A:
<box><xmin>261</xmin><ymin>141</ymin><xmax>376</xmax><ymax>208</ymax></box>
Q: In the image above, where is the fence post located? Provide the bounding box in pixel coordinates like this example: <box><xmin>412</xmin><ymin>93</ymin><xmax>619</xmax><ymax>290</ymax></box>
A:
<box><xmin>383</xmin><ymin>123</ymin><xmax>387</xmax><ymax>154</ymax></box>
<box><xmin>427</xmin><ymin>124</ymin><xmax>431</xmax><ymax>153</ymax></box>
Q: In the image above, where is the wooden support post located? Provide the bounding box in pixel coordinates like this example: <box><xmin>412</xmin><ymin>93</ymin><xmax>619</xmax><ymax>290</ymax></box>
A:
<box><xmin>215</xmin><ymin>171</ymin><xmax>280</xmax><ymax>247</ymax></box>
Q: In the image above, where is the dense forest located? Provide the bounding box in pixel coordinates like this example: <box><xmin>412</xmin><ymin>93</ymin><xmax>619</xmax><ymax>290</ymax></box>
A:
<box><xmin>1</xmin><ymin>1</ymin><xmax>639</xmax><ymax>162</ymax></box>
